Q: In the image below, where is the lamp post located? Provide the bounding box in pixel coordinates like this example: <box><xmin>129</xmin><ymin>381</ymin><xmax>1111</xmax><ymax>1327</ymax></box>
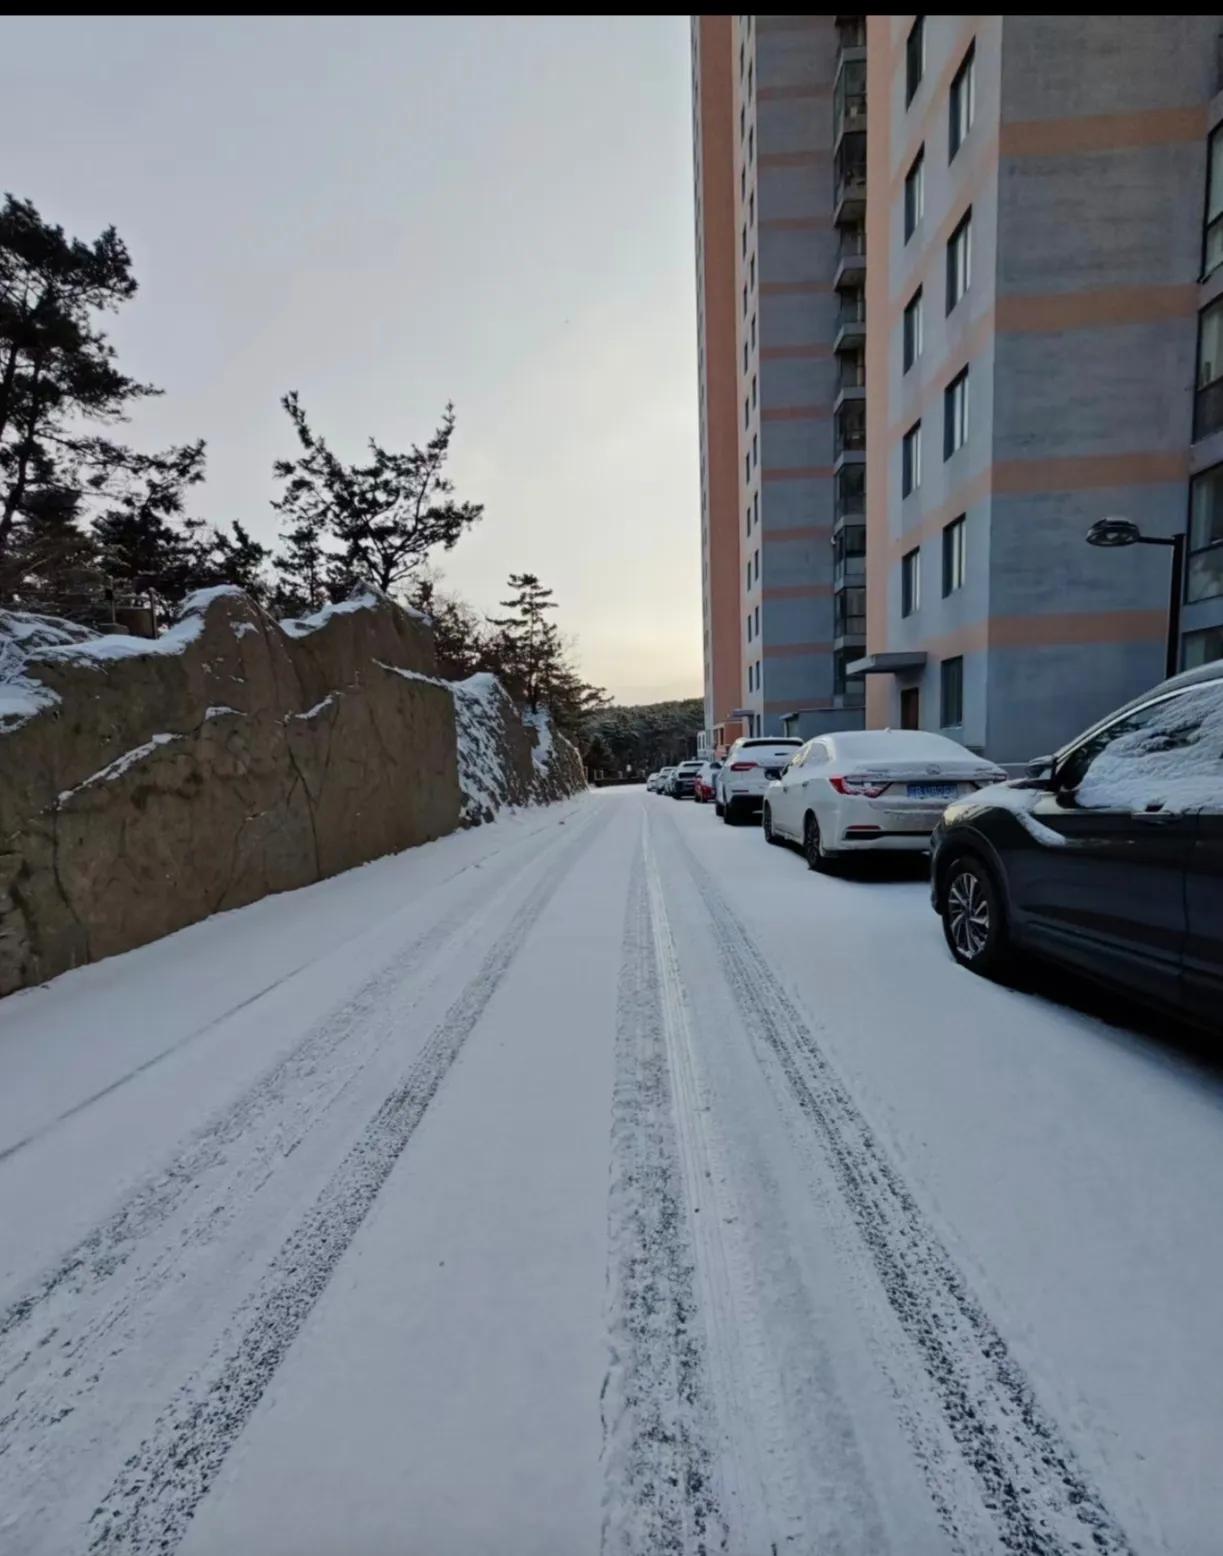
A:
<box><xmin>1085</xmin><ymin>517</ymin><xmax>1186</xmax><ymax>680</ymax></box>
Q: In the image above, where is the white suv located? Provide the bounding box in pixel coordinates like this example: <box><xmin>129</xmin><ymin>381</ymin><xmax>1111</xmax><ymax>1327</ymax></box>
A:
<box><xmin>715</xmin><ymin>736</ymin><xmax>802</xmax><ymax>824</ymax></box>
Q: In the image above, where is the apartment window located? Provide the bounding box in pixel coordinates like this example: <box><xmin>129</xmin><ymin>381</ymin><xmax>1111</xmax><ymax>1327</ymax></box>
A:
<box><xmin>949</xmin><ymin>43</ymin><xmax>976</xmax><ymax>161</ymax></box>
<box><xmin>748</xmin><ymin>662</ymin><xmax>753</xmax><ymax>691</ymax></box>
<box><xmin>741</xmin><ymin>165</ymin><xmax>747</xmax><ymax>201</ymax></box>
<box><xmin>749</xmin><ymin>189</ymin><xmax>755</xmax><ymax>225</ymax></box>
<box><xmin>752</xmin><ymin>432</ymin><xmax>758</xmax><ymax>468</ymax></box>
<box><xmin>940</xmin><ymin>656</ymin><xmax>964</xmax><ymax>727</ymax></box>
<box><xmin>743</xmin><ymin>283</ymin><xmax>748</xmax><ymax>318</ymax></box>
<box><xmin>750</xmin><ymin>313</ymin><xmax>756</xmax><ymax>349</ymax></box>
<box><xmin>946</xmin><ymin>209</ymin><xmax>972</xmax><ymax>313</ymax></box>
<box><xmin>746</xmin><ymin>564</ymin><xmax>752</xmax><ymax>596</ymax></box>
<box><xmin>903</xmin><ymin>288</ymin><xmax>923</xmax><ymax>373</ymax></box>
<box><xmin>906</xmin><ymin>16</ymin><xmax>925</xmax><ymax>106</ymax></box>
<box><xmin>753</xmin><ymin>546</ymin><xmax>759</xmax><ymax>582</ymax></box>
<box><xmin>750</xmin><ymin>253</ymin><xmax>756</xmax><ymax>290</ymax></box>
<box><xmin>740</xmin><ymin>104</ymin><xmax>745</xmax><ymax>143</ymax></box>
<box><xmin>742</xmin><ymin>222</ymin><xmax>747</xmax><ymax>257</ymax></box>
<box><xmin>739</xmin><ymin>40</ymin><xmax>744</xmax><ymax>78</ymax></box>
<box><xmin>1195</xmin><ymin>298</ymin><xmax>1223</xmax><ymax>439</ymax></box>
<box><xmin>1184</xmin><ymin>626</ymin><xmax>1223</xmax><ymax>668</ymax></box>
<box><xmin>753</xmin><ymin>491</ymin><xmax>759</xmax><ymax>528</ymax></box>
<box><xmin>942</xmin><ymin>515</ymin><xmax>966</xmax><ymax>595</ymax></box>
<box><xmin>745</xmin><ymin>504</ymin><xmax>751</xmax><ymax>538</ymax></box>
<box><xmin>747</xmin><ymin>611</ymin><xmax>753</xmax><ymax>642</ymax></box>
<box><xmin>944</xmin><ymin>368</ymin><xmax>969</xmax><ymax>458</ymax></box>
<box><xmin>754</xmin><ymin>604</ymin><xmax>760</xmax><ymax>636</ymax></box>
<box><xmin>751</xmin><ymin>373</ymin><xmax>757</xmax><ymax>409</ymax></box>
<box><xmin>901</xmin><ymin>547</ymin><xmax>921</xmax><ymax>617</ymax></box>
<box><xmin>744</xmin><ymin>340</ymin><xmax>749</xmax><ymax>373</ymax></box>
<box><xmin>1189</xmin><ymin>463</ymin><xmax>1223</xmax><ymax>602</ymax></box>
<box><xmin>745</xmin><ymin>451</ymin><xmax>751</xmax><ymax>483</ymax></box>
<box><xmin>748</xmin><ymin>61</ymin><xmax>753</xmax><ymax>102</ymax></box>
<box><xmin>902</xmin><ymin>421</ymin><xmax>922</xmax><ymax>497</ymax></box>
<box><xmin>749</xmin><ymin>125</ymin><xmax>754</xmax><ymax>163</ymax></box>
<box><xmin>904</xmin><ymin>148</ymin><xmax>925</xmax><ymax>242</ymax></box>
<box><xmin>1206</xmin><ymin>125</ymin><xmax>1223</xmax><ymax>279</ymax></box>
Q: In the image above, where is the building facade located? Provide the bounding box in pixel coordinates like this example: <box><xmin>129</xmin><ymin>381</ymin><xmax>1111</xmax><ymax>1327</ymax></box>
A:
<box><xmin>856</xmin><ymin>14</ymin><xmax>1223</xmax><ymax>762</ymax></box>
<box><xmin>693</xmin><ymin>15</ymin><xmax>865</xmax><ymax>748</ymax></box>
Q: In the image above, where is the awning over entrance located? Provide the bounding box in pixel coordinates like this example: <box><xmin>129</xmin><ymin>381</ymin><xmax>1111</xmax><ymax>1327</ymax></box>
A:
<box><xmin>845</xmin><ymin>651</ymin><xmax>928</xmax><ymax>676</ymax></box>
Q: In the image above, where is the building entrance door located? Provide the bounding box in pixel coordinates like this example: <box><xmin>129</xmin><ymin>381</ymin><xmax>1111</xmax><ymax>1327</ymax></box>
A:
<box><xmin>900</xmin><ymin>687</ymin><xmax>920</xmax><ymax>729</ymax></box>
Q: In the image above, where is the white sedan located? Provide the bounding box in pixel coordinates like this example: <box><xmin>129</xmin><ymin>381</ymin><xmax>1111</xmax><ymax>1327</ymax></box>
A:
<box><xmin>761</xmin><ymin>730</ymin><xmax>1005</xmax><ymax>870</ymax></box>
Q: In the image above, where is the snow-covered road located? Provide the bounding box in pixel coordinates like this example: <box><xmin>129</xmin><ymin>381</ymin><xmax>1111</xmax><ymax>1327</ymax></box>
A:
<box><xmin>2</xmin><ymin>787</ymin><xmax>1221</xmax><ymax>1555</ymax></box>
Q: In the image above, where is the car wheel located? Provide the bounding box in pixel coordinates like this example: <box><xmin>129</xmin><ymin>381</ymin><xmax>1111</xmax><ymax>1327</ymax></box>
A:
<box><xmin>941</xmin><ymin>855</ymin><xmax>1011</xmax><ymax>979</ymax></box>
<box><xmin>723</xmin><ymin>799</ymin><xmax>737</xmax><ymax>826</ymax></box>
<box><xmin>763</xmin><ymin>805</ymin><xmax>783</xmax><ymax>845</ymax></box>
<box><xmin>803</xmin><ymin>813</ymin><xmax>834</xmax><ymax>873</ymax></box>
<box><xmin>714</xmin><ymin>799</ymin><xmax>724</xmax><ymax>817</ymax></box>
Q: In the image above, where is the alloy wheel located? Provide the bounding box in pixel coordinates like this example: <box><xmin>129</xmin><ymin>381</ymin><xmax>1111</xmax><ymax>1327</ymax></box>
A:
<box><xmin>947</xmin><ymin>868</ymin><xmax>991</xmax><ymax>960</ymax></box>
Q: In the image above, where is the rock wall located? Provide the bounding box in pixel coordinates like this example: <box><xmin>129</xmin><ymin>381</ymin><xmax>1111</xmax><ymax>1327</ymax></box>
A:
<box><xmin>0</xmin><ymin>587</ymin><xmax>585</xmax><ymax>996</ymax></box>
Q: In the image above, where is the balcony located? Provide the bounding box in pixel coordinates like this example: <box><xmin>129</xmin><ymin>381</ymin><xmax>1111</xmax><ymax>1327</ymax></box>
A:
<box><xmin>834</xmin><ymin>224</ymin><xmax>866</xmax><ymax>291</ymax></box>
<box><xmin>834</xmin><ymin>470</ymin><xmax>866</xmax><ymax>526</ymax></box>
<box><xmin>835</xmin><ymin>15</ymin><xmax>866</xmax><ymax>52</ymax></box>
<box><xmin>834</xmin><ymin>553</ymin><xmax>866</xmax><ymax>592</ymax></box>
<box><xmin>833</xmin><ymin>291</ymin><xmax>866</xmax><ymax>355</ymax></box>
<box><xmin>1195</xmin><ymin>376</ymin><xmax>1223</xmax><ymax>442</ymax></box>
<box><xmin>833</xmin><ymin>133</ymin><xmax>867</xmax><ymax>226</ymax></box>
<box><xmin>833</xmin><ymin>402</ymin><xmax>866</xmax><ymax>467</ymax></box>
<box><xmin>834</xmin><ymin>57</ymin><xmax>867</xmax><ymax>150</ymax></box>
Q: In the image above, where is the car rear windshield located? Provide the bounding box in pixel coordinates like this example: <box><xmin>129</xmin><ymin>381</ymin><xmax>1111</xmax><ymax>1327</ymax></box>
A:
<box><xmin>740</xmin><ymin>738</ymin><xmax>800</xmax><ymax>748</ymax></box>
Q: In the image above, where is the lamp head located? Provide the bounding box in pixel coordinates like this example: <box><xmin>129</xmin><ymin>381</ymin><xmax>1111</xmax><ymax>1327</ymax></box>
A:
<box><xmin>1086</xmin><ymin>517</ymin><xmax>1141</xmax><ymax>548</ymax></box>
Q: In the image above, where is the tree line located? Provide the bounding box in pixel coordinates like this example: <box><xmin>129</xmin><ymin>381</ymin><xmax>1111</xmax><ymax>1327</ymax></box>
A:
<box><xmin>0</xmin><ymin>193</ymin><xmax>608</xmax><ymax>736</ymax></box>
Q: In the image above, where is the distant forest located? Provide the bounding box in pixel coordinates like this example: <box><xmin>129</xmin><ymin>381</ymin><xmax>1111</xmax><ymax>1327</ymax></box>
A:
<box><xmin>580</xmin><ymin>697</ymin><xmax>702</xmax><ymax>778</ymax></box>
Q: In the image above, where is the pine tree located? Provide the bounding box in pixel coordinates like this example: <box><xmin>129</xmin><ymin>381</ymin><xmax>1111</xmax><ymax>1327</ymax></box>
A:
<box><xmin>271</xmin><ymin>393</ymin><xmax>483</xmax><ymax>599</ymax></box>
<box><xmin>208</xmin><ymin>520</ymin><xmax>270</xmax><ymax>603</ymax></box>
<box><xmin>486</xmin><ymin>572</ymin><xmax>558</xmax><ymax>713</ymax></box>
<box><xmin>92</xmin><ymin>441</ymin><xmax>208</xmax><ymax>616</ymax></box>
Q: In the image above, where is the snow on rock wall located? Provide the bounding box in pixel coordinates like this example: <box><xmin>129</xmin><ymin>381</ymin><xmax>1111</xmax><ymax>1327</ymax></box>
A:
<box><xmin>0</xmin><ymin>588</ymin><xmax>584</xmax><ymax>996</ymax></box>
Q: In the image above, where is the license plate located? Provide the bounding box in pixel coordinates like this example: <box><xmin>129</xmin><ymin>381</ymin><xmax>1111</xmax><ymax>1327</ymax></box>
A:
<box><xmin>907</xmin><ymin>782</ymin><xmax>957</xmax><ymax>800</ymax></box>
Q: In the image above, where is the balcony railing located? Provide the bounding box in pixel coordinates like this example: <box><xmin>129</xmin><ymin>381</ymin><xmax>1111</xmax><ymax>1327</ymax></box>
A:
<box><xmin>834</xmin><ymin>406</ymin><xmax>866</xmax><ymax>457</ymax></box>
<box><xmin>835</xmin><ymin>90</ymin><xmax>867</xmax><ymax>143</ymax></box>
<box><xmin>837</xmin><ymin>225</ymin><xmax>866</xmax><ymax>262</ymax></box>
<box><xmin>838</xmin><ymin>354</ymin><xmax>866</xmax><ymax>392</ymax></box>
<box><xmin>1195</xmin><ymin>377</ymin><xmax>1223</xmax><ymax>441</ymax></box>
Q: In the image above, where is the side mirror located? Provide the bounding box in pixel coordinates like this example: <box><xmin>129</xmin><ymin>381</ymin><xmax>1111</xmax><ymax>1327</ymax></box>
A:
<box><xmin>1026</xmin><ymin>754</ymin><xmax>1053</xmax><ymax>779</ymax></box>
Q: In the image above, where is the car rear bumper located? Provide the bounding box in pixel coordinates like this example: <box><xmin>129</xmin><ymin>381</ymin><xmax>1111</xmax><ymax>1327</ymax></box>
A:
<box><xmin>830</xmin><ymin>828</ymin><xmax>933</xmax><ymax>853</ymax></box>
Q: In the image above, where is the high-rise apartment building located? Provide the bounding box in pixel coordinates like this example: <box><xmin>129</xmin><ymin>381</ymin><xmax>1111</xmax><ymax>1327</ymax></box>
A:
<box><xmin>855</xmin><ymin>14</ymin><xmax>1223</xmax><ymax>761</ymax></box>
<box><xmin>696</xmin><ymin>14</ymin><xmax>1223</xmax><ymax>764</ymax></box>
<box><xmin>693</xmin><ymin>15</ymin><xmax>865</xmax><ymax>748</ymax></box>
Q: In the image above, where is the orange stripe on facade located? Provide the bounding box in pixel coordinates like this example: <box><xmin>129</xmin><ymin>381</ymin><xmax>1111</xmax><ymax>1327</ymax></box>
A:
<box><xmin>914</xmin><ymin>610</ymin><xmax>1166</xmax><ymax>663</ymax></box>
<box><xmin>887</xmin><ymin>310</ymin><xmax>996</xmax><ymax>443</ymax></box>
<box><xmin>1000</xmin><ymin>105</ymin><xmax>1207</xmax><ymax>158</ymax></box>
<box><xmin>886</xmin><ymin>468</ymin><xmax>994</xmax><ymax>563</ymax></box>
<box><xmin>762</xmin><ymin>466</ymin><xmax>835</xmax><ymax>482</ymax></box>
<box><xmin>995</xmin><ymin>284</ymin><xmax>1198</xmax><ymax>332</ymax></box>
<box><xmin>757</xmin><ymin>84</ymin><xmax>832</xmax><ymax>102</ymax></box>
<box><xmin>762</xmin><ymin>584</ymin><xmax>833</xmax><ymax>601</ymax></box>
<box><xmin>992</xmin><ymin>450</ymin><xmax>1188</xmax><ymax>495</ymax></box>
<box><xmin>760</xmin><ymin>343</ymin><xmax>832</xmax><ymax>360</ymax></box>
<box><xmin>759</xmin><ymin>280</ymin><xmax>833</xmax><ymax>296</ymax></box>
<box><xmin>762</xmin><ymin>404</ymin><xmax>831</xmax><ymax>422</ymax></box>
<box><xmin>762</xmin><ymin>640</ymin><xmax>833</xmax><ymax>659</ymax></box>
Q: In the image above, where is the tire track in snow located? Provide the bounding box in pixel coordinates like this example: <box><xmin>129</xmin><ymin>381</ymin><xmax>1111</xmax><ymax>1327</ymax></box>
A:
<box><xmin>85</xmin><ymin>803</ymin><xmax>609</xmax><ymax>1555</ymax></box>
<box><xmin>0</xmin><ymin>803</ymin><xmax>592</xmax><ymax>1370</ymax></box>
<box><xmin>602</xmin><ymin>842</ymin><xmax>727</xmax><ymax>1556</ymax></box>
<box><xmin>668</xmin><ymin>818</ymin><xmax>1136</xmax><ymax>1556</ymax></box>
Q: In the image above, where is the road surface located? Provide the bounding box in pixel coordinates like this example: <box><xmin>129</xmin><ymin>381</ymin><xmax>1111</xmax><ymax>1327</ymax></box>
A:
<box><xmin>1</xmin><ymin>788</ymin><xmax>1220</xmax><ymax>1555</ymax></box>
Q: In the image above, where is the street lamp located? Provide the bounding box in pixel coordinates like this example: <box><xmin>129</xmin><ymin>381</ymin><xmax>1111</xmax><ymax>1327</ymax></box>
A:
<box><xmin>1085</xmin><ymin>516</ymin><xmax>1186</xmax><ymax>679</ymax></box>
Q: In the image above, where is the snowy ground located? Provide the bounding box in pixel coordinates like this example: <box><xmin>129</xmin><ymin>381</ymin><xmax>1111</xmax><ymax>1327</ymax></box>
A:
<box><xmin>1</xmin><ymin>787</ymin><xmax>1221</xmax><ymax>1555</ymax></box>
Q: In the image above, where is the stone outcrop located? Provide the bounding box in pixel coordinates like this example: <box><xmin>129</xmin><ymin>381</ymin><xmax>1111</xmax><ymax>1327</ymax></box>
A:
<box><xmin>0</xmin><ymin>587</ymin><xmax>585</xmax><ymax>996</ymax></box>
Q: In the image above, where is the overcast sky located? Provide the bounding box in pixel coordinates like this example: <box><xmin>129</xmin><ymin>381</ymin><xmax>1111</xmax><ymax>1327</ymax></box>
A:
<box><xmin>0</xmin><ymin>15</ymin><xmax>702</xmax><ymax>705</ymax></box>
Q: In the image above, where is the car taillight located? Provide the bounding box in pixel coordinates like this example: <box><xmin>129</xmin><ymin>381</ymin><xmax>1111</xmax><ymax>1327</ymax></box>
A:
<box><xmin>830</xmin><ymin>774</ymin><xmax>890</xmax><ymax>798</ymax></box>
<box><xmin>730</xmin><ymin>760</ymin><xmax>757</xmax><ymax>771</ymax></box>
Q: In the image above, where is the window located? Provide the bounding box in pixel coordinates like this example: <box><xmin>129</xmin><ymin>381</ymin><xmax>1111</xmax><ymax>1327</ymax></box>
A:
<box><xmin>906</xmin><ymin>16</ymin><xmax>925</xmax><ymax>105</ymax></box>
<box><xmin>904</xmin><ymin>148</ymin><xmax>925</xmax><ymax>242</ymax></box>
<box><xmin>748</xmin><ymin>61</ymin><xmax>753</xmax><ymax>102</ymax></box>
<box><xmin>742</xmin><ymin>222</ymin><xmax>747</xmax><ymax>257</ymax></box>
<box><xmin>949</xmin><ymin>43</ymin><xmax>975</xmax><ymax>160</ymax></box>
<box><xmin>834</xmin><ymin>586</ymin><xmax>865</xmax><ymax>638</ymax></box>
<box><xmin>1206</xmin><ymin>125</ymin><xmax>1223</xmax><ymax>279</ymax></box>
<box><xmin>1184</xmin><ymin>626</ymin><xmax>1223</xmax><ymax>669</ymax></box>
<box><xmin>1057</xmin><ymin>682</ymin><xmax>1223</xmax><ymax>808</ymax></box>
<box><xmin>902</xmin><ymin>421</ymin><xmax>922</xmax><ymax>497</ymax></box>
<box><xmin>744</xmin><ymin>396</ymin><xmax>749</xmax><ymax>430</ymax></box>
<box><xmin>739</xmin><ymin>40</ymin><xmax>744</xmax><ymax>78</ymax></box>
<box><xmin>942</xmin><ymin>515</ymin><xmax>966</xmax><ymax>595</ymax></box>
<box><xmin>940</xmin><ymin>656</ymin><xmax>964</xmax><ymax>727</ymax></box>
<box><xmin>903</xmin><ymin>288</ymin><xmax>923</xmax><ymax>373</ymax></box>
<box><xmin>745</xmin><ymin>451</ymin><xmax>751</xmax><ymax>483</ymax></box>
<box><xmin>743</xmin><ymin>283</ymin><xmax>748</xmax><ymax>317</ymax></box>
<box><xmin>750</xmin><ymin>313</ymin><xmax>756</xmax><ymax>349</ymax></box>
<box><xmin>946</xmin><ymin>209</ymin><xmax>972</xmax><ymax>313</ymax></box>
<box><xmin>744</xmin><ymin>340</ymin><xmax>749</xmax><ymax>373</ymax></box>
<box><xmin>752</xmin><ymin>432</ymin><xmax>758</xmax><ymax>468</ymax></box>
<box><xmin>745</xmin><ymin>504</ymin><xmax>751</xmax><ymax>537</ymax></box>
<box><xmin>747</xmin><ymin>662</ymin><xmax>753</xmax><ymax>691</ymax></box>
<box><xmin>741</xmin><ymin>165</ymin><xmax>747</xmax><ymax>201</ymax></box>
<box><xmin>749</xmin><ymin>189</ymin><xmax>754</xmax><ymax>225</ymax></box>
<box><xmin>753</xmin><ymin>491</ymin><xmax>759</xmax><ymax>527</ymax></box>
<box><xmin>754</xmin><ymin>604</ymin><xmax>760</xmax><ymax>636</ymax></box>
<box><xmin>747</xmin><ymin>611</ymin><xmax>753</xmax><ymax>642</ymax></box>
<box><xmin>944</xmin><ymin>368</ymin><xmax>969</xmax><ymax>458</ymax></box>
<box><xmin>751</xmin><ymin>373</ymin><xmax>757</xmax><ymax>409</ymax></box>
<box><xmin>750</xmin><ymin>253</ymin><xmax>756</xmax><ymax>290</ymax></box>
<box><xmin>1196</xmin><ymin>300</ymin><xmax>1223</xmax><ymax>438</ymax></box>
<box><xmin>740</xmin><ymin>104</ymin><xmax>745</xmax><ymax>143</ymax></box>
<box><xmin>749</xmin><ymin>125</ymin><xmax>754</xmax><ymax>163</ymax></box>
<box><xmin>1189</xmin><ymin>464</ymin><xmax>1223</xmax><ymax>602</ymax></box>
<box><xmin>901</xmin><ymin>547</ymin><xmax>921</xmax><ymax>616</ymax></box>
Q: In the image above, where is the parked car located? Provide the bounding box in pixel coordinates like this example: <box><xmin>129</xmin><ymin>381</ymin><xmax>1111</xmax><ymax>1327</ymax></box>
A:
<box><xmin>930</xmin><ymin>660</ymin><xmax>1223</xmax><ymax>1027</ymax></box>
<box><xmin>670</xmin><ymin>759</ymin><xmax>705</xmax><ymax>798</ymax></box>
<box><xmin>716</xmin><ymin>736</ymin><xmax>802</xmax><ymax>823</ymax></box>
<box><xmin>655</xmin><ymin>766</ymin><xmax>676</xmax><ymax>794</ymax></box>
<box><xmin>763</xmin><ymin>729</ymin><xmax>1003</xmax><ymax>866</ymax></box>
<box><xmin>645</xmin><ymin>772</ymin><xmax>661</xmax><ymax>792</ymax></box>
<box><xmin>694</xmin><ymin>759</ymin><xmax>722</xmax><ymax>803</ymax></box>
